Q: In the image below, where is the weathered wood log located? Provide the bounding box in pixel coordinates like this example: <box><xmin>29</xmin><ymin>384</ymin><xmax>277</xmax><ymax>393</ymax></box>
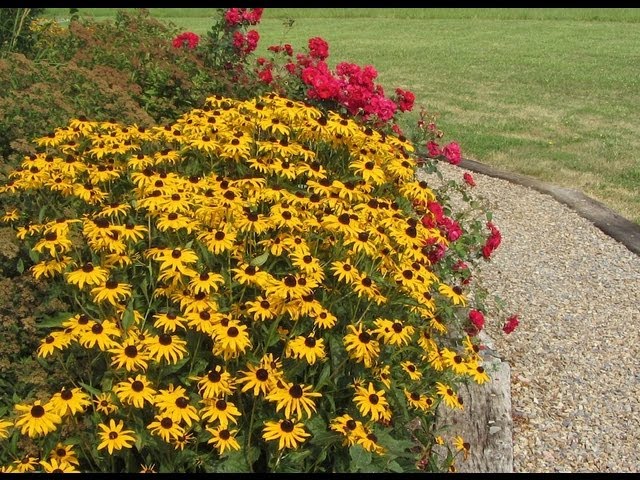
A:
<box><xmin>435</xmin><ymin>333</ymin><xmax>514</xmax><ymax>472</ymax></box>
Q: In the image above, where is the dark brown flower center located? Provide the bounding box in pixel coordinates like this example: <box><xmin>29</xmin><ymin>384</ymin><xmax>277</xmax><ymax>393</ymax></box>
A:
<box><xmin>91</xmin><ymin>323</ymin><xmax>104</xmax><ymax>334</ymax></box>
<box><xmin>215</xmin><ymin>399</ymin><xmax>227</xmax><ymax>411</ymax></box>
<box><xmin>109</xmin><ymin>431</ymin><xmax>118</xmax><ymax>439</ymax></box>
<box><xmin>61</xmin><ymin>389</ymin><xmax>73</xmax><ymax>400</ymax></box>
<box><xmin>392</xmin><ymin>322</ymin><xmax>403</xmax><ymax>333</ymax></box>
<box><xmin>176</xmin><ymin>397</ymin><xmax>189</xmax><ymax>409</ymax></box>
<box><xmin>280</xmin><ymin>419</ymin><xmax>294</xmax><ymax>432</ymax></box>
<box><xmin>208</xmin><ymin>370</ymin><xmax>221</xmax><ymax>382</ymax></box>
<box><xmin>256</xmin><ymin>368</ymin><xmax>269</xmax><ymax>381</ymax></box>
<box><xmin>289</xmin><ymin>384</ymin><xmax>303</xmax><ymax>399</ymax></box>
<box><xmin>227</xmin><ymin>327</ymin><xmax>239</xmax><ymax>337</ymax></box>
<box><xmin>369</xmin><ymin>394</ymin><xmax>379</xmax><ymax>405</ymax></box>
<box><xmin>161</xmin><ymin>417</ymin><xmax>173</xmax><ymax>428</ymax></box>
<box><xmin>304</xmin><ymin>337</ymin><xmax>316</xmax><ymax>348</ymax></box>
<box><xmin>31</xmin><ymin>405</ymin><xmax>45</xmax><ymax>418</ymax></box>
<box><xmin>159</xmin><ymin>334</ymin><xmax>172</xmax><ymax>345</ymax></box>
<box><xmin>132</xmin><ymin>380</ymin><xmax>144</xmax><ymax>392</ymax></box>
<box><xmin>358</xmin><ymin>332</ymin><xmax>371</xmax><ymax>343</ymax></box>
<box><xmin>124</xmin><ymin>345</ymin><xmax>138</xmax><ymax>358</ymax></box>
<box><xmin>219</xmin><ymin>429</ymin><xmax>231</xmax><ymax>440</ymax></box>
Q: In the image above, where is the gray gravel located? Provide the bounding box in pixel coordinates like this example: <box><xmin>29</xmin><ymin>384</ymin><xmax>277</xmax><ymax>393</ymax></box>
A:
<box><xmin>423</xmin><ymin>163</ymin><xmax>640</xmax><ymax>473</ymax></box>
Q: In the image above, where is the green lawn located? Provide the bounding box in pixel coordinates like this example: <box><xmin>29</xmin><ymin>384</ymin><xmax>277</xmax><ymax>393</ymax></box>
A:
<box><xmin>43</xmin><ymin>8</ymin><xmax>640</xmax><ymax>223</ymax></box>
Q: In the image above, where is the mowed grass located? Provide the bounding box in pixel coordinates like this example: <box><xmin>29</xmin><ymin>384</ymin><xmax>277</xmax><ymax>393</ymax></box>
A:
<box><xmin>43</xmin><ymin>8</ymin><xmax>640</xmax><ymax>223</ymax></box>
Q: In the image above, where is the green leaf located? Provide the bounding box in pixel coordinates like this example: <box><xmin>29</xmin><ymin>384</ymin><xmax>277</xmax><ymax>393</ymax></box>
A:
<box><xmin>28</xmin><ymin>248</ymin><xmax>39</xmax><ymax>264</ymax></box>
<box><xmin>16</xmin><ymin>257</ymin><xmax>24</xmax><ymax>274</ymax></box>
<box><xmin>121</xmin><ymin>300</ymin><xmax>135</xmax><ymax>332</ymax></box>
<box><xmin>250</xmin><ymin>250</ymin><xmax>269</xmax><ymax>267</ymax></box>
<box><xmin>314</xmin><ymin>362</ymin><xmax>332</xmax><ymax>390</ymax></box>
<box><xmin>349</xmin><ymin>444</ymin><xmax>372</xmax><ymax>472</ymax></box>
<box><xmin>37</xmin><ymin>311</ymin><xmax>73</xmax><ymax>328</ymax></box>
<box><xmin>78</xmin><ymin>381</ymin><xmax>101</xmax><ymax>397</ymax></box>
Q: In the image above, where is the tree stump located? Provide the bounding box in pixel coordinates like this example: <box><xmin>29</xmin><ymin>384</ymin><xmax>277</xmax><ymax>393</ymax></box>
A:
<box><xmin>435</xmin><ymin>332</ymin><xmax>514</xmax><ymax>472</ymax></box>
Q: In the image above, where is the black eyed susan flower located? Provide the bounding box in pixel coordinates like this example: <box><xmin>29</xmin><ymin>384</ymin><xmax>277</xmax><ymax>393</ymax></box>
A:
<box><xmin>97</xmin><ymin>419</ymin><xmax>136</xmax><ymax>454</ymax></box>
<box><xmin>39</xmin><ymin>458</ymin><xmax>79</xmax><ymax>473</ymax></box>
<box><xmin>197</xmin><ymin>225</ymin><xmax>237</xmax><ymax>255</ymax></box>
<box><xmin>403</xmin><ymin>388</ymin><xmax>433</xmax><ymax>412</ymax></box>
<box><xmin>236</xmin><ymin>363</ymin><xmax>278</xmax><ymax>397</ymax></box>
<box><xmin>401</xmin><ymin>360</ymin><xmax>423</xmax><ymax>381</ymax></box>
<box><xmin>114</xmin><ymin>374</ymin><xmax>157</xmax><ymax>408</ymax></box>
<box><xmin>373</xmin><ymin>318</ymin><xmax>415</xmax><ymax>347</ymax></box>
<box><xmin>172</xmin><ymin>431</ymin><xmax>195</xmax><ymax>451</ymax></box>
<box><xmin>311</xmin><ymin>308</ymin><xmax>338</xmax><ymax>329</ymax></box>
<box><xmin>31</xmin><ymin>256</ymin><xmax>72</xmax><ymax>280</ymax></box>
<box><xmin>78</xmin><ymin>319</ymin><xmax>121</xmax><ymax>351</ymax></box>
<box><xmin>442</xmin><ymin>348</ymin><xmax>470</xmax><ymax>375</ymax></box>
<box><xmin>453</xmin><ymin>435</ymin><xmax>471</xmax><ymax>460</ymax></box>
<box><xmin>91</xmin><ymin>279</ymin><xmax>132</xmax><ymax>306</ymax></box>
<box><xmin>211</xmin><ymin>321</ymin><xmax>251</xmax><ymax>360</ymax></box>
<box><xmin>206</xmin><ymin>426</ymin><xmax>241</xmax><ymax>455</ymax></box>
<box><xmin>285</xmin><ymin>335</ymin><xmax>326</xmax><ymax>365</ymax></box>
<box><xmin>262</xmin><ymin>419</ymin><xmax>310</xmax><ymax>450</ymax></box>
<box><xmin>194</xmin><ymin>365</ymin><xmax>236</xmax><ymax>399</ymax></box>
<box><xmin>436</xmin><ymin>382</ymin><xmax>463</xmax><ymax>410</ymax></box>
<box><xmin>246</xmin><ymin>295</ymin><xmax>281</xmax><ymax>322</ymax></box>
<box><xmin>353</xmin><ymin>382</ymin><xmax>390</xmax><ymax>422</ymax></box>
<box><xmin>144</xmin><ymin>333</ymin><xmax>188</xmax><ymax>364</ymax></box>
<box><xmin>33</xmin><ymin>230</ymin><xmax>73</xmax><ymax>256</ymax></box>
<box><xmin>108</xmin><ymin>338</ymin><xmax>150</xmax><ymax>372</ymax></box>
<box><xmin>343</xmin><ymin>324</ymin><xmax>380</xmax><ymax>368</ymax></box>
<box><xmin>139</xmin><ymin>463</ymin><xmax>157</xmax><ymax>473</ymax></box>
<box><xmin>199</xmin><ymin>398</ymin><xmax>242</xmax><ymax>428</ymax></box>
<box><xmin>330</xmin><ymin>414</ymin><xmax>366</xmax><ymax>447</ymax></box>
<box><xmin>0</xmin><ymin>418</ymin><xmax>13</xmax><ymax>440</ymax></box>
<box><xmin>93</xmin><ymin>393</ymin><xmax>118</xmax><ymax>415</ymax></box>
<box><xmin>49</xmin><ymin>387</ymin><xmax>91</xmax><ymax>417</ymax></box>
<box><xmin>147</xmin><ymin>415</ymin><xmax>185</xmax><ymax>443</ymax></box>
<box><xmin>467</xmin><ymin>362</ymin><xmax>490</xmax><ymax>385</ymax></box>
<box><xmin>14</xmin><ymin>400</ymin><xmax>61</xmax><ymax>438</ymax></box>
<box><xmin>49</xmin><ymin>443</ymin><xmax>79</xmax><ymax>467</ymax></box>
<box><xmin>13</xmin><ymin>456</ymin><xmax>39</xmax><ymax>473</ymax></box>
<box><xmin>153</xmin><ymin>312</ymin><xmax>187</xmax><ymax>333</ymax></box>
<box><xmin>265</xmin><ymin>381</ymin><xmax>321</xmax><ymax>420</ymax></box>
<box><xmin>155</xmin><ymin>386</ymin><xmax>200</xmax><ymax>428</ymax></box>
<box><xmin>438</xmin><ymin>283</ymin><xmax>467</xmax><ymax>306</ymax></box>
<box><xmin>36</xmin><ymin>330</ymin><xmax>74</xmax><ymax>358</ymax></box>
<box><xmin>189</xmin><ymin>271</ymin><xmax>224</xmax><ymax>295</ymax></box>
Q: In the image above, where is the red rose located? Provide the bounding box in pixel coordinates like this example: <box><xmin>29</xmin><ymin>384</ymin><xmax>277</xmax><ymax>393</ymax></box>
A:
<box><xmin>427</xmin><ymin>140</ymin><xmax>441</xmax><ymax>157</ymax></box>
<box><xmin>469</xmin><ymin>310</ymin><xmax>485</xmax><ymax>330</ymax></box>
<box><xmin>503</xmin><ymin>315</ymin><xmax>519</xmax><ymax>334</ymax></box>
<box><xmin>463</xmin><ymin>172</ymin><xmax>475</xmax><ymax>187</ymax></box>
<box><xmin>443</xmin><ymin>142</ymin><xmax>462</xmax><ymax>165</ymax></box>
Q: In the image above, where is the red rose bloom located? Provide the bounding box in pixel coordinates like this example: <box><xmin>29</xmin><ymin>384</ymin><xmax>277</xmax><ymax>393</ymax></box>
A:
<box><xmin>463</xmin><ymin>172</ymin><xmax>476</xmax><ymax>187</ymax></box>
<box><xmin>469</xmin><ymin>310</ymin><xmax>485</xmax><ymax>330</ymax></box>
<box><xmin>503</xmin><ymin>315</ymin><xmax>520</xmax><ymax>334</ymax></box>
<box><xmin>443</xmin><ymin>141</ymin><xmax>462</xmax><ymax>165</ymax></box>
<box><xmin>427</xmin><ymin>140</ymin><xmax>441</xmax><ymax>157</ymax></box>
<box><xmin>172</xmin><ymin>32</ymin><xmax>200</xmax><ymax>50</ymax></box>
<box><xmin>308</xmin><ymin>36</ymin><xmax>329</xmax><ymax>60</ymax></box>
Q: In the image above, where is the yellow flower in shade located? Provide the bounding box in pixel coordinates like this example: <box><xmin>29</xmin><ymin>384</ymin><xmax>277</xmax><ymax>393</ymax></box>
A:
<box><xmin>401</xmin><ymin>360</ymin><xmax>422</xmax><ymax>381</ymax></box>
<box><xmin>114</xmin><ymin>374</ymin><xmax>157</xmax><ymax>408</ymax></box>
<box><xmin>14</xmin><ymin>400</ymin><xmax>62</xmax><ymax>438</ymax></box>
<box><xmin>438</xmin><ymin>283</ymin><xmax>467</xmax><ymax>306</ymax></box>
<box><xmin>1</xmin><ymin>207</ymin><xmax>20</xmax><ymax>222</ymax></box>
<box><xmin>403</xmin><ymin>389</ymin><xmax>434</xmax><ymax>412</ymax></box>
<box><xmin>147</xmin><ymin>415</ymin><xmax>185</xmax><ymax>443</ymax></box>
<box><xmin>139</xmin><ymin>463</ymin><xmax>157</xmax><ymax>473</ymax></box>
<box><xmin>78</xmin><ymin>319</ymin><xmax>121</xmax><ymax>350</ymax></box>
<box><xmin>0</xmin><ymin>418</ymin><xmax>13</xmax><ymax>439</ymax></box>
<box><xmin>441</xmin><ymin>348</ymin><xmax>470</xmax><ymax>375</ymax></box>
<box><xmin>13</xmin><ymin>456</ymin><xmax>39</xmax><ymax>472</ymax></box>
<box><xmin>453</xmin><ymin>435</ymin><xmax>471</xmax><ymax>460</ymax></box>
<box><xmin>39</xmin><ymin>458</ymin><xmax>79</xmax><ymax>473</ymax></box>
<box><xmin>265</xmin><ymin>381</ymin><xmax>321</xmax><ymax>420</ymax></box>
<box><xmin>33</xmin><ymin>230</ymin><xmax>73</xmax><ymax>256</ymax></box>
<box><xmin>330</xmin><ymin>414</ymin><xmax>366</xmax><ymax>447</ymax></box>
<box><xmin>172</xmin><ymin>431</ymin><xmax>195</xmax><ymax>451</ymax></box>
<box><xmin>343</xmin><ymin>324</ymin><xmax>380</xmax><ymax>368</ymax></box>
<box><xmin>93</xmin><ymin>392</ymin><xmax>118</xmax><ymax>415</ymax></box>
<box><xmin>49</xmin><ymin>387</ymin><xmax>91</xmax><ymax>417</ymax></box>
<box><xmin>199</xmin><ymin>398</ymin><xmax>242</xmax><ymax>428</ymax></box>
<box><xmin>353</xmin><ymin>382</ymin><xmax>390</xmax><ymax>422</ymax></box>
<box><xmin>49</xmin><ymin>443</ymin><xmax>80</xmax><ymax>466</ymax></box>
<box><xmin>206</xmin><ymin>426</ymin><xmax>241</xmax><ymax>455</ymax></box>
<box><xmin>436</xmin><ymin>382</ymin><xmax>463</xmax><ymax>410</ymax></box>
<box><xmin>155</xmin><ymin>387</ymin><xmax>200</xmax><ymax>428</ymax></box>
<box><xmin>31</xmin><ymin>256</ymin><xmax>72</xmax><ymax>280</ymax></box>
<box><xmin>262</xmin><ymin>419</ymin><xmax>310</xmax><ymax>450</ymax></box>
<box><xmin>285</xmin><ymin>335</ymin><xmax>326</xmax><ymax>365</ymax></box>
<box><xmin>245</xmin><ymin>296</ymin><xmax>280</xmax><ymax>322</ymax></box>
<box><xmin>37</xmin><ymin>330</ymin><xmax>74</xmax><ymax>358</ymax></box>
<box><xmin>97</xmin><ymin>419</ymin><xmax>136</xmax><ymax>454</ymax></box>
<box><xmin>108</xmin><ymin>338</ymin><xmax>150</xmax><ymax>372</ymax></box>
<box><xmin>193</xmin><ymin>365</ymin><xmax>236</xmax><ymax>399</ymax></box>
<box><xmin>357</xmin><ymin>427</ymin><xmax>386</xmax><ymax>455</ymax></box>
<box><xmin>91</xmin><ymin>279</ymin><xmax>132</xmax><ymax>306</ymax></box>
<box><xmin>144</xmin><ymin>333</ymin><xmax>188</xmax><ymax>364</ymax></box>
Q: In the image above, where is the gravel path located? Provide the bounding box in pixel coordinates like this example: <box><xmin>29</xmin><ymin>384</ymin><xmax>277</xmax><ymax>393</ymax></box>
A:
<box><xmin>429</xmin><ymin>163</ymin><xmax>640</xmax><ymax>473</ymax></box>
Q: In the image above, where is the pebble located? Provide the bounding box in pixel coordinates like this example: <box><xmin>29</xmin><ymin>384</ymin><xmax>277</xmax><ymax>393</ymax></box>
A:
<box><xmin>421</xmin><ymin>163</ymin><xmax>640</xmax><ymax>473</ymax></box>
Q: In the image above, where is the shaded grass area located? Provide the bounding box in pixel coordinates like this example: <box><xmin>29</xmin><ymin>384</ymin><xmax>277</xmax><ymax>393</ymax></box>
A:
<box><xmin>42</xmin><ymin>8</ymin><xmax>640</xmax><ymax>223</ymax></box>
